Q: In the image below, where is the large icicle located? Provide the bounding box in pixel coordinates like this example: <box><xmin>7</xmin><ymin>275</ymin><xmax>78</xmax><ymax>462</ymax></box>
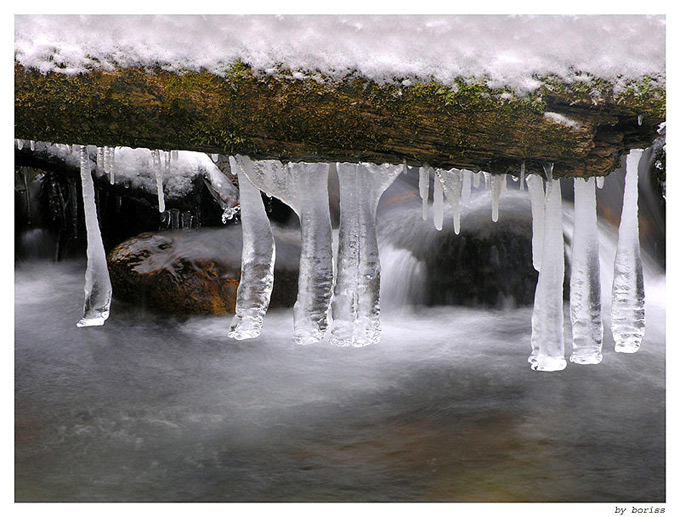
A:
<box><xmin>526</xmin><ymin>174</ymin><xmax>545</xmax><ymax>271</ymax></box>
<box><xmin>240</xmin><ymin>156</ymin><xmax>333</xmax><ymax>345</ymax></box>
<box><xmin>419</xmin><ymin>166</ymin><xmax>430</xmax><ymax>220</ymax></box>
<box><xmin>490</xmin><ymin>174</ymin><xmax>505</xmax><ymax>222</ymax></box>
<box><xmin>432</xmin><ymin>174</ymin><xmax>445</xmax><ymax>231</ymax></box>
<box><xmin>570</xmin><ymin>178</ymin><xmax>603</xmax><ymax>364</ymax></box>
<box><xmin>530</xmin><ymin>175</ymin><xmax>566</xmax><ymax>371</ymax></box>
<box><xmin>611</xmin><ymin>150</ymin><xmax>646</xmax><ymax>353</ymax></box>
<box><xmin>151</xmin><ymin>150</ymin><xmax>165</xmax><ymax>213</ymax></box>
<box><xmin>331</xmin><ymin>162</ymin><xmax>400</xmax><ymax>347</ymax></box>
<box><xmin>77</xmin><ymin>145</ymin><xmax>112</xmax><ymax>327</ymax></box>
<box><xmin>436</xmin><ymin>168</ymin><xmax>462</xmax><ymax>235</ymax></box>
<box><xmin>228</xmin><ymin>156</ymin><xmax>276</xmax><ymax>340</ymax></box>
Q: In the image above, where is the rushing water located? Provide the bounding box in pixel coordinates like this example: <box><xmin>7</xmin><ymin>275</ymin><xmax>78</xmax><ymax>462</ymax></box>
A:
<box><xmin>15</xmin><ymin>259</ymin><xmax>665</xmax><ymax>502</ymax></box>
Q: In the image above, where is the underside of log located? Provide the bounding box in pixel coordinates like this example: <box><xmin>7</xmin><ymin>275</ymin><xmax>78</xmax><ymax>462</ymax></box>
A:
<box><xmin>14</xmin><ymin>62</ymin><xmax>665</xmax><ymax>178</ymax></box>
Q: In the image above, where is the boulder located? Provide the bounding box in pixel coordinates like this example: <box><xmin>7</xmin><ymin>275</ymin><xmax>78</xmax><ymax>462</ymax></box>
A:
<box><xmin>108</xmin><ymin>226</ymin><xmax>300</xmax><ymax>315</ymax></box>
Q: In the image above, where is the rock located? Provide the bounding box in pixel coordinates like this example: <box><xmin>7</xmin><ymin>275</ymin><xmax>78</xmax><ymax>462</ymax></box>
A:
<box><xmin>108</xmin><ymin>226</ymin><xmax>300</xmax><ymax>315</ymax></box>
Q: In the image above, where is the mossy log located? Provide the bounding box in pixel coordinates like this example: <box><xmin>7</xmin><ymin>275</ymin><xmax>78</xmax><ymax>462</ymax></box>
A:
<box><xmin>14</xmin><ymin>62</ymin><xmax>665</xmax><ymax>178</ymax></box>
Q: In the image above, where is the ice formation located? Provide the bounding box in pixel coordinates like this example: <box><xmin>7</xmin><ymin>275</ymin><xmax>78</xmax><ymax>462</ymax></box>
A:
<box><xmin>228</xmin><ymin>156</ymin><xmax>276</xmax><ymax>340</ymax></box>
<box><xmin>331</xmin><ymin>162</ymin><xmax>400</xmax><ymax>347</ymax></box>
<box><xmin>239</xmin><ymin>155</ymin><xmax>333</xmax><ymax>344</ymax></box>
<box><xmin>570</xmin><ymin>178</ymin><xmax>603</xmax><ymax>364</ymax></box>
<box><xmin>526</xmin><ymin>174</ymin><xmax>545</xmax><ymax>271</ymax></box>
<box><xmin>151</xmin><ymin>149</ymin><xmax>165</xmax><ymax>213</ymax></box>
<box><xmin>596</xmin><ymin>176</ymin><xmax>605</xmax><ymax>189</ymax></box>
<box><xmin>530</xmin><ymin>171</ymin><xmax>566</xmax><ymax>371</ymax></box>
<box><xmin>419</xmin><ymin>166</ymin><xmax>430</xmax><ymax>220</ymax></box>
<box><xmin>432</xmin><ymin>175</ymin><xmax>444</xmax><ymax>231</ymax></box>
<box><xmin>76</xmin><ymin>145</ymin><xmax>112</xmax><ymax>327</ymax></box>
<box><xmin>490</xmin><ymin>173</ymin><xmax>505</xmax><ymax>222</ymax></box>
<box><xmin>519</xmin><ymin>161</ymin><xmax>526</xmax><ymax>191</ymax></box>
<box><xmin>462</xmin><ymin>170</ymin><xmax>472</xmax><ymax>205</ymax></box>
<box><xmin>473</xmin><ymin>171</ymin><xmax>481</xmax><ymax>189</ymax></box>
<box><xmin>611</xmin><ymin>150</ymin><xmax>646</xmax><ymax>353</ymax></box>
<box><xmin>435</xmin><ymin>168</ymin><xmax>463</xmax><ymax>235</ymax></box>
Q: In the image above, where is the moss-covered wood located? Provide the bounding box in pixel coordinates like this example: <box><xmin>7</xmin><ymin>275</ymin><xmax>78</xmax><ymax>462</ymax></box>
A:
<box><xmin>14</xmin><ymin>62</ymin><xmax>665</xmax><ymax>178</ymax></box>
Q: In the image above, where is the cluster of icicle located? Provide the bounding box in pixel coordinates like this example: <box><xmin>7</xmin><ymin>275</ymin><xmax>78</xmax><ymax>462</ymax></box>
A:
<box><xmin>66</xmin><ymin>143</ymin><xmax>647</xmax><ymax>367</ymax></box>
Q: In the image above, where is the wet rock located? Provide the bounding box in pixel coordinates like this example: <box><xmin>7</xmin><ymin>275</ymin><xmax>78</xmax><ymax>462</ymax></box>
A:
<box><xmin>108</xmin><ymin>226</ymin><xmax>300</xmax><ymax>315</ymax></box>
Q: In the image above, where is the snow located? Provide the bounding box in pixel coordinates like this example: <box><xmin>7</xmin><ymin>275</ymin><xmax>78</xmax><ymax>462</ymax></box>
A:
<box><xmin>543</xmin><ymin>112</ymin><xmax>581</xmax><ymax>129</ymax></box>
<box><xmin>14</xmin><ymin>15</ymin><xmax>665</xmax><ymax>93</ymax></box>
<box><xmin>228</xmin><ymin>156</ymin><xmax>276</xmax><ymax>340</ymax></box>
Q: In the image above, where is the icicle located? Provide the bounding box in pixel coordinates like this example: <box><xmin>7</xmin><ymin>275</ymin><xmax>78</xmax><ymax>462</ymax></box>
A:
<box><xmin>96</xmin><ymin>147</ymin><xmax>104</xmax><ymax>169</ymax></box>
<box><xmin>109</xmin><ymin>148</ymin><xmax>116</xmax><ymax>185</ymax></box>
<box><xmin>519</xmin><ymin>161</ymin><xmax>526</xmax><ymax>191</ymax></box>
<box><xmin>596</xmin><ymin>176</ymin><xmax>605</xmax><ymax>189</ymax></box>
<box><xmin>432</xmin><ymin>174</ymin><xmax>444</xmax><ymax>231</ymax></box>
<box><xmin>462</xmin><ymin>169</ymin><xmax>472</xmax><ymax>205</ymax></box>
<box><xmin>570</xmin><ymin>178</ymin><xmax>603</xmax><ymax>364</ymax></box>
<box><xmin>16</xmin><ymin>139</ymin><xmax>24</xmax><ymax>150</ymax></box>
<box><xmin>67</xmin><ymin>144</ymin><xmax>73</xmax><ymax>154</ymax></box>
<box><xmin>227</xmin><ymin>156</ymin><xmax>276</xmax><ymax>340</ymax></box>
<box><xmin>402</xmin><ymin>158</ymin><xmax>409</xmax><ymax>175</ymax></box>
<box><xmin>530</xmin><ymin>176</ymin><xmax>566</xmax><ymax>371</ymax></box>
<box><xmin>436</xmin><ymin>168</ymin><xmax>462</xmax><ymax>235</ymax></box>
<box><xmin>526</xmin><ymin>174</ymin><xmax>545</xmax><ymax>272</ymax></box>
<box><xmin>638</xmin><ymin>115</ymin><xmax>643</xmax><ymax>126</ymax></box>
<box><xmin>76</xmin><ymin>145</ymin><xmax>112</xmax><ymax>328</ymax></box>
<box><xmin>419</xmin><ymin>166</ymin><xmax>430</xmax><ymax>220</ymax></box>
<box><xmin>30</xmin><ymin>140</ymin><xmax>35</xmax><ymax>151</ymax></box>
<box><xmin>211</xmin><ymin>153</ymin><xmax>219</xmax><ymax>161</ymax></box>
<box><xmin>151</xmin><ymin>149</ymin><xmax>165</xmax><ymax>213</ymax></box>
<box><xmin>171</xmin><ymin>150</ymin><xmax>179</xmax><ymax>161</ymax></box>
<box><xmin>240</xmin><ymin>156</ymin><xmax>333</xmax><ymax>345</ymax></box>
<box><xmin>331</xmin><ymin>162</ymin><xmax>400</xmax><ymax>347</ymax></box>
<box><xmin>473</xmin><ymin>171</ymin><xmax>481</xmax><ymax>189</ymax></box>
<box><xmin>164</xmin><ymin>151</ymin><xmax>171</xmax><ymax>175</ymax></box>
<box><xmin>490</xmin><ymin>174</ymin><xmax>504</xmax><ymax>222</ymax></box>
<box><xmin>611</xmin><ymin>150</ymin><xmax>646</xmax><ymax>353</ymax></box>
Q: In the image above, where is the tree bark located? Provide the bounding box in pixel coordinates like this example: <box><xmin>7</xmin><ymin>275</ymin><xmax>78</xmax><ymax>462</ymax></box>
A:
<box><xmin>14</xmin><ymin>63</ymin><xmax>665</xmax><ymax>178</ymax></box>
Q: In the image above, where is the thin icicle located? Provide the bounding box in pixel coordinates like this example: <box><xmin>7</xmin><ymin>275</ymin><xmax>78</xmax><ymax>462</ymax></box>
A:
<box><xmin>530</xmin><ymin>176</ymin><xmax>566</xmax><ymax>371</ymax></box>
<box><xmin>151</xmin><ymin>150</ymin><xmax>165</xmax><ymax>213</ymax></box>
<box><xmin>491</xmin><ymin>174</ymin><xmax>504</xmax><ymax>222</ymax></box>
<box><xmin>473</xmin><ymin>171</ymin><xmax>481</xmax><ymax>189</ymax></box>
<box><xmin>16</xmin><ymin>139</ymin><xmax>24</xmax><ymax>150</ymax></box>
<box><xmin>240</xmin><ymin>156</ymin><xmax>333</xmax><ymax>345</ymax></box>
<box><xmin>402</xmin><ymin>158</ymin><xmax>409</xmax><ymax>175</ymax></box>
<box><xmin>596</xmin><ymin>176</ymin><xmax>605</xmax><ymax>189</ymax></box>
<box><xmin>526</xmin><ymin>174</ymin><xmax>545</xmax><ymax>271</ymax></box>
<box><xmin>436</xmin><ymin>168</ymin><xmax>462</xmax><ymax>235</ymax></box>
<box><xmin>229</xmin><ymin>158</ymin><xmax>276</xmax><ymax>339</ymax></box>
<box><xmin>638</xmin><ymin>115</ymin><xmax>643</xmax><ymax>126</ymax></box>
<box><xmin>520</xmin><ymin>161</ymin><xmax>526</xmax><ymax>191</ymax></box>
<box><xmin>171</xmin><ymin>150</ymin><xmax>179</xmax><ymax>161</ymax></box>
<box><xmin>419</xmin><ymin>166</ymin><xmax>430</xmax><ymax>220</ymax></box>
<box><xmin>484</xmin><ymin>171</ymin><xmax>491</xmax><ymax>190</ymax></box>
<box><xmin>432</xmin><ymin>174</ymin><xmax>444</xmax><ymax>231</ymax></box>
<box><xmin>30</xmin><ymin>140</ymin><xmax>35</xmax><ymax>151</ymax></box>
<box><xmin>462</xmin><ymin>169</ymin><xmax>472</xmax><ymax>205</ymax></box>
<box><xmin>76</xmin><ymin>145</ymin><xmax>112</xmax><ymax>328</ymax></box>
<box><xmin>97</xmin><ymin>147</ymin><xmax>104</xmax><ymax>169</ymax></box>
<box><xmin>570</xmin><ymin>178</ymin><xmax>603</xmax><ymax>364</ymax></box>
<box><xmin>331</xmin><ymin>162</ymin><xmax>401</xmax><ymax>347</ymax></box>
<box><xmin>611</xmin><ymin>150</ymin><xmax>646</xmax><ymax>353</ymax></box>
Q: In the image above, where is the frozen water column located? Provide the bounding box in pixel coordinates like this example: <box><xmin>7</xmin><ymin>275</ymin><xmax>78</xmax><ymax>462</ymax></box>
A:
<box><xmin>331</xmin><ymin>163</ymin><xmax>400</xmax><ymax>347</ymax></box>
<box><xmin>611</xmin><ymin>150</ymin><xmax>646</xmax><ymax>353</ymax></box>
<box><xmin>228</xmin><ymin>157</ymin><xmax>276</xmax><ymax>340</ymax></box>
<box><xmin>239</xmin><ymin>156</ymin><xmax>334</xmax><ymax>344</ymax></box>
<box><xmin>570</xmin><ymin>178</ymin><xmax>603</xmax><ymax>364</ymax></box>
<box><xmin>530</xmin><ymin>176</ymin><xmax>566</xmax><ymax>371</ymax></box>
<box><xmin>77</xmin><ymin>145</ymin><xmax>112</xmax><ymax>327</ymax></box>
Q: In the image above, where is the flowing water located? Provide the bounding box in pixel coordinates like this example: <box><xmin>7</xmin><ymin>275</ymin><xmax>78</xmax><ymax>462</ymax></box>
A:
<box><xmin>15</xmin><ymin>165</ymin><xmax>665</xmax><ymax>502</ymax></box>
